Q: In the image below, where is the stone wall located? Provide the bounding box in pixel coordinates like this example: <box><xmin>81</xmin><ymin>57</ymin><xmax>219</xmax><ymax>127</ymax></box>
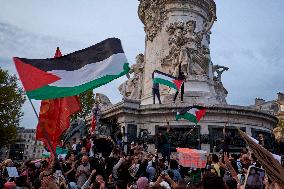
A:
<box><xmin>102</xmin><ymin>100</ymin><xmax>277</xmax><ymax>152</ymax></box>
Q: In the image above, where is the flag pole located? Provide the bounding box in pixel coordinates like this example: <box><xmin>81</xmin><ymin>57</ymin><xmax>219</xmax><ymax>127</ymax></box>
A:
<box><xmin>196</xmin><ymin>124</ymin><xmax>201</xmax><ymax>150</ymax></box>
<box><xmin>27</xmin><ymin>97</ymin><xmax>56</xmax><ymax>154</ymax></box>
<box><xmin>27</xmin><ymin>97</ymin><xmax>72</xmax><ymax>189</ymax></box>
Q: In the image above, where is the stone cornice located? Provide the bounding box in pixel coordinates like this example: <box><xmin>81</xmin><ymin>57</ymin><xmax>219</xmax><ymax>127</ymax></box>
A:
<box><xmin>165</xmin><ymin>0</ymin><xmax>216</xmax><ymax>11</ymax></box>
<box><xmin>102</xmin><ymin>101</ymin><xmax>278</xmax><ymax>124</ymax></box>
<box><xmin>138</xmin><ymin>0</ymin><xmax>216</xmax><ymax>41</ymax></box>
<box><xmin>138</xmin><ymin>0</ymin><xmax>216</xmax><ymax>24</ymax></box>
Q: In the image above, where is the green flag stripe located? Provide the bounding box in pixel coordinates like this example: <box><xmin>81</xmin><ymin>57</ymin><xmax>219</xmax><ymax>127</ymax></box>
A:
<box><xmin>27</xmin><ymin>63</ymin><xmax>129</xmax><ymax>100</ymax></box>
<box><xmin>153</xmin><ymin>78</ymin><xmax>177</xmax><ymax>90</ymax></box>
<box><xmin>176</xmin><ymin>112</ymin><xmax>198</xmax><ymax>124</ymax></box>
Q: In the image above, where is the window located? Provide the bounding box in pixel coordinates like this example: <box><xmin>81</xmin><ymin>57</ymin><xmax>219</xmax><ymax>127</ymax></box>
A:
<box><xmin>26</xmin><ymin>145</ymin><xmax>29</xmax><ymax>148</ymax></box>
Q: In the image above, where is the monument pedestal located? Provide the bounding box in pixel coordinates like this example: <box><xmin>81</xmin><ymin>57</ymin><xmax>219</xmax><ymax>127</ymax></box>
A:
<box><xmin>102</xmin><ymin>99</ymin><xmax>277</xmax><ymax>153</ymax></box>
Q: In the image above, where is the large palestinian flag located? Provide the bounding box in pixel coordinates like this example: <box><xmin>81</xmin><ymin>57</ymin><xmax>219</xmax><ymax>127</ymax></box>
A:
<box><xmin>13</xmin><ymin>38</ymin><xmax>130</xmax><ymax>100</ymax></box>
<box><xmin>152</xmin><ymin>70</ymin><xmax>184</xmax><ymax>91</ymax></box>
<box><xmin>176</xmin><ymin>106</ymin><xmax>207</xmax><ymax>124</ymax></box>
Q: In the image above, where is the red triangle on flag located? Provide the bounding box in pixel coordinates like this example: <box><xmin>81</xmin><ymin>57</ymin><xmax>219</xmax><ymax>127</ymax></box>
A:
<box><xmin>172</xmin><ymin>79</ymin><xmax>184</xmax><ymax>90</ymax></box>
<box><xmin>13</xmin><ymin>58</ymin><xmax>61</xmax><ymax>91</ymax></box>
<box><xmin>36</xmin><ymin>47</ymin><xmax>81</xmax><ymax>154</ymax></box>
<box><xmin>196</xmin><ymin>109</ymin><xmax>206</xmax><ymax>121</ymax></box>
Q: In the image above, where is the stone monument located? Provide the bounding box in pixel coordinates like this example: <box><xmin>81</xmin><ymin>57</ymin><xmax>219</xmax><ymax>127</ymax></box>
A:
<box><xmin>138</xmin><ymin>0</ymin><xmax>221</xmax><ymax>105</ymax></box>
<box><xmin>102</xmin><ymin>0</ymin><xmax>277</xmax><ymax>153</ymax></box>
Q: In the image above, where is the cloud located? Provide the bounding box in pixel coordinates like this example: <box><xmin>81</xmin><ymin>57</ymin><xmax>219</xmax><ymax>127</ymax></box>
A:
<box><xmin>0</xmin><ymin>22</ymin><xmax>130</xmax><ymax>128</ymax></box>
<box><xmin>211</xmin><ymin>0</ymin><xmax>284</xmax><ymax>106</ymax></box>
<box><xmin>1</xmin><ymin>0</ymin><xmax>284</xmax><ymax>128</ymax></box>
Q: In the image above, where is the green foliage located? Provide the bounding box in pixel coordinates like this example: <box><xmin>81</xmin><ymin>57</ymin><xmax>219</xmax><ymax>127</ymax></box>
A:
<box><xmin>273</xmin><ymin>118</ymin><xmax>284</xmax><ymax>141</ymax></box>
<box><xmin>71</xmin><ymin>90</ymin><xmax>95</xmax><ymax>122</ymax></box>
<box><xmin>0</xmin><ymin>68</ymin><xmax>25</xmax><ymax>148</ymax></box>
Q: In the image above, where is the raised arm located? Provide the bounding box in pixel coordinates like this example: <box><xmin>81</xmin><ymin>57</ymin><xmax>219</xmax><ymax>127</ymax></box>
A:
<box><xmin>224</xmin><ymin>153</ymin><xmax>240</xmax><ymax>184</ymax></box>
<box><xmin>223</xmin><ymin>122</ymin><xmax>227</xmax><ymax>137</ymax></box>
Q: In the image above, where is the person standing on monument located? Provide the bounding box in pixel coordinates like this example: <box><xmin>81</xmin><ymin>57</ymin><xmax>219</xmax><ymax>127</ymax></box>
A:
<box><xmin>221</xmin><ymin>122</ymin><xmax>231</xmax><ymax>155</ymax></box>
<box><xmin>152</xmin><ymin>72</ymin><xmax>162</xmax><ymax>104</ymax></box>
<box><xmin>161</xmin><ymin>122</ymin><xmax>171</xmax><ymax>162</ymax></box>
<box><xmin>173</xmin><ymin>64</ymin><xmax>186</xmax><ymax>103</ymax></box>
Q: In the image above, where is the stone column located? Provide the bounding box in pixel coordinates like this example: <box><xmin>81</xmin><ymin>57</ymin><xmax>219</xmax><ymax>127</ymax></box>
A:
<box><xmin>138</xmin><ymin>0</ymin><xmax>218</xmax><ymax>105</ymax></box>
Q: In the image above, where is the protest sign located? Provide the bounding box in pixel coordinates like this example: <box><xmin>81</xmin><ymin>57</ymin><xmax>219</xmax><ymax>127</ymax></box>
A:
<box><xmin>6</xmin><ymin>167</ymin><xmax>19</xmax><ymax>177</ymax></box>
<box><xmin>176</xmin><ymin>148</ymin><xmax>207</xmax><ymax>168</ymax></box>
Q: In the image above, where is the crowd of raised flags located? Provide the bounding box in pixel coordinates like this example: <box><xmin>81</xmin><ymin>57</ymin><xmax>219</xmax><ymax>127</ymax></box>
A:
<box><xmin>0</xmin><ymin>38</ymin><xmax>281</xmax><ymax>188</ymax></box>
<box><xmin>0</xmin><ymin>128</ymin><xmax>284</xmax><ymax>189</ymax></box>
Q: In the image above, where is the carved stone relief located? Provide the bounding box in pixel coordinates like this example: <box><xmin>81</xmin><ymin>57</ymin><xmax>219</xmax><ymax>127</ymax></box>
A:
<box><xmin>138</xmin><ymin>0</ymin><xmax>167</xmax><ymax>41</ymax></box>
<box><xmin>161</xmin><ymin>18</ymin><xmax>215</xmax><ymax>78</ymax></box>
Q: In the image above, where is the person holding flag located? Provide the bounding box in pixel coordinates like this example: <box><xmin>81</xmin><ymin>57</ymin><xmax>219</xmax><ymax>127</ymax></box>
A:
<box><xmin>221</xmin><ymin>122</ymin><xmax>231</xmax><ymax>155</ymax></box>
<box><xmin>152</xmin><ymin>72</ymin><xmax>162</xmax><ymax>104</ymax></box>
<box><xmin>152</xmin><ymin>70</ymin><xmax>184</xmax><ymax>104</ymax></box>
<box><xmin>176</xmin><ymin>106</ymin><xmax>207</xmax><ymax>150</ymax></box>
<box><xmin>173</xmin><ymin>64</ymin><xmax>186</xmax><ymax>103</ymax></box>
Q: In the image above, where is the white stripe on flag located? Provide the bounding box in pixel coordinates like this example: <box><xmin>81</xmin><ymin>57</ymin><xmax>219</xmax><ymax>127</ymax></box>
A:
<box><xmin>154</xmin><ymin>72</ymin><xmax>174</xmax><ymax>82</ymax></box>
<box><xmin>187</xmin><ymin>108</ymin><xmax>198</xmax><ymax>116</ymax></box>
<box><xmin>48</xmin><ymin>53</ymin><xmax>127</xmax><ymax>87</ymax></box>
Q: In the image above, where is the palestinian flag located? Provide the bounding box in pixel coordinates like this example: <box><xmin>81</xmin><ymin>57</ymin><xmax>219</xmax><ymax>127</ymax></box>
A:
<box><xmin>42</xmin><ymin>147</ymin><xmax>68</xmax><ymax>159</ymax></box>
<box><xmin>152</xmin><ymin>70</ymin><xmax>184</xmax><ymax>91</ymax></box>
<box><xmin>13</xmin><ymin>38</ymin><xmax>130</xmax><ymax>100</ymax></box>
<box><xmin>176</xmin><ymin>106</ymin><xmax>207</xmax><ymax>124</ymax></box>
<box><xmin>36</xmin><ymin>47</ymin><xmax>81</xmax><ymax>154</ymax></box>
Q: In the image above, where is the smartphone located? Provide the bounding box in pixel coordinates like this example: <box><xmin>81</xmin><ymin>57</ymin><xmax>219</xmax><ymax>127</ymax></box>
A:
<box><xmin>243</xmin><ymin>166</ymin><xmax>265</xmax><ymax>189</ymax></box>
<box><xmin>55</xmin><ymin>170</ymin><xmax>63</xmax><ymax>183</ymax></box>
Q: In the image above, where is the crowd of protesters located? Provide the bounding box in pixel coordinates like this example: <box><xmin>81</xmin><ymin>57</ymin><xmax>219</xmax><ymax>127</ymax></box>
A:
<box><xmin>0</xmin><ymin>127</ymin><xmax>284</xmax><ymax>189</ymax></box>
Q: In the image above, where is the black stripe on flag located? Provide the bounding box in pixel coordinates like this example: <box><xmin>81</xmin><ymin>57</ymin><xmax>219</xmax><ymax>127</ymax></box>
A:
<box><xmin>178</xmin><ymin>106</ymin><xmax>206</xmax><ymax>115</ymax></box>
<box><xmin>15</xmin><ymin>38</ymin><xmax>124</xmax><ymax>72</ymax></box>
<box><xmin>152</xmin><ymin>70</ymin><xmax>178</xmax><ymax>80</ymax></box>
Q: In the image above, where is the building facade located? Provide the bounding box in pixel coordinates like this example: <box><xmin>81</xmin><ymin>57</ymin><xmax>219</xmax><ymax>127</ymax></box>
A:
<box><xmin>9</xmin><ymin>127</ymin><xmax>45</xmax><ymax>161</ymax></box>
<box><xmin>251</xmin><ymin>93</ymin><xmax>284</xmax><ymax>119</ymax></box>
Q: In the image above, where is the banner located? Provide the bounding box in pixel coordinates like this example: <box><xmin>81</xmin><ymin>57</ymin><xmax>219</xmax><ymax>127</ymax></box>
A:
<box><xmin>176</xmin><ymin>148</ymin><xmax>207</xmax><ymax>168</ymax></box>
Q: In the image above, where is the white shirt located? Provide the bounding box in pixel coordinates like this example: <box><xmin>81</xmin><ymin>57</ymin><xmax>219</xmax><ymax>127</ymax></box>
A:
<box><xmin>72</xmin><ymin>143</ymin><xmax>77</xmax><ymax>151</ymax></box>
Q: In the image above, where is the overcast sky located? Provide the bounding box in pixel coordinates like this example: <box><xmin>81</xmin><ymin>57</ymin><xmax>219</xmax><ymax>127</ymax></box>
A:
<box><xmin>0</xmin><ymin>0</ymin><xmax>283</xmax><ymax>129</ymax></box>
